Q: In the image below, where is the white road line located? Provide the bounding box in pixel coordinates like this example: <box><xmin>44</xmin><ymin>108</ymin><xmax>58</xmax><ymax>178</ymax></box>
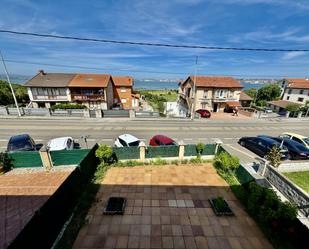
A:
<box><xmin>0</xmin><ymin>139</ymin><xmax>8</xmax><ymax>141</ymax></box>
<box><xmin>100</xmin><ymin>139</ymin><xmax>113</xmax><ymax>141</ymax></box>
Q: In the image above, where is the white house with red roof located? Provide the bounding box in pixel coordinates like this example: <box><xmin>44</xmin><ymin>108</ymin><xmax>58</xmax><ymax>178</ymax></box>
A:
<box><xmin>280</xmin><ymin>78</ymin><xmax>309</xmax><ymax>105</ymax></box>
<box><xmin>178</xmin><ymin>75</ymin><xmax>243</xmax><ymax>116</ymax></box>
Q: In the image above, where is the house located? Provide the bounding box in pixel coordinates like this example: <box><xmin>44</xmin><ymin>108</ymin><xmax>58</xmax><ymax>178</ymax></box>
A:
<box><xmin>280</xmin><ymin>78</ymin><xmax>309</xmax><ymax>105</ymax></box>
<box><xmin>68</xmin><ymin>73</ymin><xmax>113</xmax><ymax>110</ymax></box>
<box><xmin>112</xmin><ymin>76</ymin><xmax>135</xmax><ymax>109</ymax></box>
<box><xmin>268</xmin><ymin>100</ymin><xmax>301</xmax><ymax>114</ymax></box>
<box><xmin>25</xmin><ymin>70</ymin><xmax>137</xmax><ymax>110</ymax></box>
<box><xmin>239</xmin><ymin>91</ymin><xmax>253</xmax><ymax>107</ymax></box>
<box><xmin>25</xmin><ymin>70</ymin><xmax>74</xmax><ymax>108</ymax></box>
<box><xmin>178</xmin><ymin>75</ymin><xmax>243</xmax><ymax>115</ymax></box>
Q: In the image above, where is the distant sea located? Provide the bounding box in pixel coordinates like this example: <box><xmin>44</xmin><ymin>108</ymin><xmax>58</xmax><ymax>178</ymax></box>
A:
<box><xmin>0</xmin><ymin>75</ymin><xmax>264</xmax><ymax>90</ymax></box>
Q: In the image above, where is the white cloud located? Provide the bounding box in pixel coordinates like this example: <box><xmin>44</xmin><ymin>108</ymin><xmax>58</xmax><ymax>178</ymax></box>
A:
<box><xmin>282</xmin><ymin>51</ymin><xmax>306</xmax><ymax>60</ymax></box>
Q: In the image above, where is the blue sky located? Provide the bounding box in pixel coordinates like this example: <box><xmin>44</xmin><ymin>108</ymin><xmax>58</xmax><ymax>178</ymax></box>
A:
<box><xmin>0</xmin><ymin>0</ymin><xmax>309</xmax><ymax>79</ymax></box>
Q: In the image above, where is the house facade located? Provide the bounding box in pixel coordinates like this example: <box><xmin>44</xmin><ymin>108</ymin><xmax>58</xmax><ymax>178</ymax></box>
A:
<box><xmin>178</xmin><ymin>76</ymin><xmax>243</xmax><ymax>115</ymax></box>
<box><xmin>280</xmin><ymin>78</ymin><xmax>309</xmax><ymax>105</ymax></box>
<box><xmin>25</xmin><ymin>71</ymin><xmax>137</xmax><ymax>110</ymax></box>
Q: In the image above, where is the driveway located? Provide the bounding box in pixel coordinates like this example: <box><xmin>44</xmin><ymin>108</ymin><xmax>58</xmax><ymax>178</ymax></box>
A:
<box><xmin>73</xmin><ymin>164</ymin><xmax>273</xmax><ymax>249</ymax></box>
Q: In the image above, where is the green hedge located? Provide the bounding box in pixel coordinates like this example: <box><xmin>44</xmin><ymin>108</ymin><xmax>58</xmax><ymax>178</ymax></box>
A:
<box><xmin>113</xmin><ymin>147</ymin><xmax>140</xmax><ymax>160</ymax></box>
<box><xmin>146</xmin><ymin>145</ymin><xmax>179</xmax><ymax>158</ymax></box>
<box><xmin>9</xmin><ymin>151</ymin><xmax>43</xmax><ymax>168</ymax></box>
<box><xmin>51</xmin><ymin>149</ymin><xmax>90</xmax><ymax>166</ymax></box>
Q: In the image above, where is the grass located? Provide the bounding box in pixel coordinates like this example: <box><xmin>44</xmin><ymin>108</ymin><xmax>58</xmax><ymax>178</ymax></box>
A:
<box><xmin>138</xmin><ymin>90</ymin><xmax>178</xmax><ymax>102</ymax></box>
<box><xmin>283</xmin><ymin>171</ymin><xmax>309</xmax><ymax>193</ymax></box>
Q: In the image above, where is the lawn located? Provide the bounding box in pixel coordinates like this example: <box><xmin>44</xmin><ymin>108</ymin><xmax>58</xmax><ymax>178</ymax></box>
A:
<box><xmin>283</xmin><ymin>171</ymin><xmax>309</xmax><ymax>193</ymax></box>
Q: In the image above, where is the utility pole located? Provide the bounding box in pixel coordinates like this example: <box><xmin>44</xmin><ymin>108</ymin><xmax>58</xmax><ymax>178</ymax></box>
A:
<box><xmin>0</xmin><ymin>50</ymin><xmax>21</xmax><ymax>116</ymax></box>
<box><xmin>191</xmin><ymin>56</ymin><xmax>198</xmax><ymax>120</ymax></box>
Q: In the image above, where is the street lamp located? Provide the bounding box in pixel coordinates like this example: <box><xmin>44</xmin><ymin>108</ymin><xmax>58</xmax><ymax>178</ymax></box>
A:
<box><xmin>0</xmin><ymin>50</ymin><xmax>21</xmax><ymax>116</ymax></box>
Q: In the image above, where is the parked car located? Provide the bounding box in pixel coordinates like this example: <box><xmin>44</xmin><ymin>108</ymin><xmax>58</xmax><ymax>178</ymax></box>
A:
<box><xmin>114</xmin><ymin>134</ymin><xmax>141</xmax><ymax>147</ymax></box>
<box><xmin>261</xmin><ymin>136</ymin><xmax>309</xmax><ymax>160</ymax></box>
<box><xmin>238</xmin><ymin>136</ymin><xmax>289</xmax><ymax>159</ymax></box>
<box><xmin>196</xmin><ymin>109</ymin><xmax>211</xmax><ymax>118</ymax></box>
<box><xmin>149</xmin><ymin>135</ymin><xmax>177</xmax><ymax>146</ymax></box>
<box><xmin>263</xmin><ymin>107</ymin><xmax>273</xmax><ymax>113</ymax></box>
<box><xmin>280</xmin><ymin>132</ymin><xmax>309</xmax><ymax>149</ymax></box>
<box><xmin>47</xmin><ymin>137</ymin><xmax>75</xmax><ymax>151</ymax></box>
<box><xmin>7</xmin><ymin>134</ymin><xmax>43</xmax><ymax>152</ymax></box>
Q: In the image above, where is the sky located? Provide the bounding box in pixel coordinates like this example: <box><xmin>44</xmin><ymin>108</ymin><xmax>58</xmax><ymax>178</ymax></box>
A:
<box><xmin>0</xmin><ymin>0</ymin><xmax>309</xmax><ymax>79</ymax></box>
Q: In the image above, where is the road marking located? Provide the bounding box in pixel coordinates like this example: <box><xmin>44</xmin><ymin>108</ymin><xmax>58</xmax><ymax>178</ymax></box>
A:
<box><xmin>224</xmin><ymin>144</ymin><xmax>256</xmax><ymax>159</ymax></box>
<box><xmin>100</xmin><ymin>139</ymin><xmax>113</xmax><ymax>141</ymax></box>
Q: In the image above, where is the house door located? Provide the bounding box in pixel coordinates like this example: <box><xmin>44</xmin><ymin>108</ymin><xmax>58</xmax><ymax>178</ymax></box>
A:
<box><xmin>213</xmin><ymin>103</ymin><xmax>218</xmax><ymax>112</ymax></box>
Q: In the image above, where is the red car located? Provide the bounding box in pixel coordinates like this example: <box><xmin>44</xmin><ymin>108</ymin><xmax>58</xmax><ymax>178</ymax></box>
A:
<box><xmin>196</xmin><ymin>109</ymin><xmax>211</xmax><ymax>118</ymax></box>
<box><xmin>149</xmin><ymin>135</ymin><xmax>177</xmax><ymax>146</ymax></box>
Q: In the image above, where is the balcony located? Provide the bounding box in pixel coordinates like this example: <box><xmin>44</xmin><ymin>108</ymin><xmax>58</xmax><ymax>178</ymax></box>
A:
<box><xmin>213</xmin><ymin>96</ymin><xmax>237</xmax><ymax>102</ymax></box>
<box><xmin>32</xmin><ymin>95</ymin><xmax>68</xmax><ymax>101</ymax></box>
<box><xmin>71</xmin><ymin>94</ymin><xmax>105</xmax><ymax>101</ymax></box>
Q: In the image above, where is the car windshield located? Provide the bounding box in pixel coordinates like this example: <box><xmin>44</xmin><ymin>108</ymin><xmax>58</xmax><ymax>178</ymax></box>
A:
<box><xmin>8</xmin><ymin>140</ymin><xmax>33</xmax><ymax>151</ymax></box>
<box><xmin>128</xmin><ymin>140</ymin><xmax>140</xmax><ymax>147</ymax></box>
<box><xmin>165</xmin><ymin>141</ymin><xmax>177</xmax><ymax>146</ymax></box>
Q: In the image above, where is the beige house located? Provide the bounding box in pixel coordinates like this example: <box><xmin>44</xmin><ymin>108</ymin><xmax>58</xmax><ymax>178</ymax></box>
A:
<box><xmin>178</xmin><ymin>76</ymin><xmax>243</xmax><ymax>115</ymax></box>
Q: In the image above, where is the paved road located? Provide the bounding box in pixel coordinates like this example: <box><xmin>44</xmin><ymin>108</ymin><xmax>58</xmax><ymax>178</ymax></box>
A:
<box><xmin>1</xmin><ymin>117</ymin><xmax>309</xmax><ymax>164</ymax></box>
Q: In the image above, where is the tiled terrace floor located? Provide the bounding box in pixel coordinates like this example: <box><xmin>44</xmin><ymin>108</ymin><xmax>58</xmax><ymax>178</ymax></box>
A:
<box><xmin>73</xmin><ymin>164</ymin><xmax>273</xmax><ymax>249</ymax></box>
<box><xmin>0</xmin><ymin>169</ymin><xmax>74</xmax><ymax>249</ymax></box>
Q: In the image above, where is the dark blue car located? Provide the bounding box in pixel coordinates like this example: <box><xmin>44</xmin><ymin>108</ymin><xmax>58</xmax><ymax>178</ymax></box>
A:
<box><xmin>260</xmin><ymin>136</ymin><xmax>309</xmax><ymax>160</ymax></box>
<box><xmin>7</xmin><ymin>134</ymin><xmax>42</xmax><ymax>152</ymax></box>
<box><xmin>238</xmin><ymin>136</ymin><xmax>289</xmax><ymax>159</ymax></box>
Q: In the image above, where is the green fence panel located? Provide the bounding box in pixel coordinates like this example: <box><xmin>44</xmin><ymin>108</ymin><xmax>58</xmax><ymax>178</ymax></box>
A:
<box><xmin>235</xmin><ymin>165</ymin><xmax>255</xmax><ymax>184</ymax></box>
<box><xmin>51</xmin><ymin>149</ymin><xmax>90</xmax><ymax>166</ymax></box>
<box><xmin>201</xmin><ymin>144</ymin><xmax>216</xmax><ymax>155</ymax></box>
<box><xmin>113</xmin><ymin>147</ymin><xmax>140</xmax><ymax>160</ymax></box>
<box><xmin>184</xmin><ymin>144</ymin><xmax>197</xmax><ymax>157</ymax></box>
<box><xmin>9</xmin><ymin>151</ymin><xmax>42</xmax><ymax>168</ymax></box>
<box><xmin>146</xmin><ymin>145</ymin><xmax>179</xmax><ymax>158</ymax></box>
<box><xmin>78</xmin><ymin>144</ymin><xmax>100</xmax><ymax>182</ymax></box>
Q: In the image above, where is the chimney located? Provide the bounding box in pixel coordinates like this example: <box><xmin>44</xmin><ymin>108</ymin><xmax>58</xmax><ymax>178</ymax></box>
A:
<box><xmin>38</xmin><ymin>70</ymin><xmax>45</xmax><ymax>76</ymax></box>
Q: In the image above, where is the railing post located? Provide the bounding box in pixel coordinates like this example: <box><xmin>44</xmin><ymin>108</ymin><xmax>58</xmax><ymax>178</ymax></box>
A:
<box><xmin>83</xmin><ymin>109</ymin><xmax>90</xmax><ymax>118</ymax></box>
<box><xmin>178</xmin><ymin>140</ymin><xmax>185</xmax><ymax>160</ymax></box>
<box><xmin>139</xmin><ymin>141</ymin><xmax>146</xmax><ymax>162</ymax></box>
<box><xmin>39</xmin><ymin>145</ymin><xmax>53</xmax><ymax>171</ymax></box>
<box><xmin>213</xmin><ymin>139</ymin><xmax>223</xmax><ymax>155</ymax></box>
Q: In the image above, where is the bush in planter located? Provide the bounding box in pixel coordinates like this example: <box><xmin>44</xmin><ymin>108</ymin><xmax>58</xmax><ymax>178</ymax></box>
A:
<box><xmin>0</xmin><ymin>152</ymin><xmax>13</xmax><ymax>173</ymax></box>
<box><xmin>196</xmin><ymin>142</ymin><xmax>205</xmax><ymax>156</ymax></box>
<box><xmin>214</xmin><ymin>152</ymin><xmax>240</xmax><ymax>173</ymax></box>
<box><xmin>95</xmin><ymin>145</ymin><xmax>114</xmax><ymax>165</ymax></box>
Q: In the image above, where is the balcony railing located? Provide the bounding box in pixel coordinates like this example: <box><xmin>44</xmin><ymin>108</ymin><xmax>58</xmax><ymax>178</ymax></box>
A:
<box><xmin>32</xmin><ymin>95</ymin><xmax>68</xmax><ymax>101</ymax></box>
<box><xmin>71</xmin><ymin>94</ymin><xmax>105</xmax><ymax>101</ymax></box>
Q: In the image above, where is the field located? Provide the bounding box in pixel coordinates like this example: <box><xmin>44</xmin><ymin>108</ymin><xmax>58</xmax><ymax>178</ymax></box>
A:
<box><xmin>283</xmin><ymin>171</ymin><xmax>309</xmax><ymax>193</ymax></box>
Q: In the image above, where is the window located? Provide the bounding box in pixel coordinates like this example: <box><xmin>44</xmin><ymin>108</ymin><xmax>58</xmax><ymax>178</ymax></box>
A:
<box><xmin>66</xmin><ymin>139</ymin><xmax>72</xmax><ymax>149</ymax></box>
<box><xmin>203</xmin><ymin>90</ymin><xmax>208</xmax><ymax>98</ymax></box>
<box><xmin>118</xmin><ymin>138</ymin><xmax>127</xmax><ymax>147</ymax></box>
<box><xmin>298</xmin><ymin>97</ymin><xmax>304</xmax><ymax>102</ymax></box>
<box><xmin>121</xmin><ymin>99</ymin><xmax>127</xmax><ymax>103</ymax></box>
<box><xmin>59</xmin><ymin>88</ymin><xmax>67</xmax><ymax>96</ymax></box>
<box><xmin>292</xmin><ymin>137</ymin><xmax>303</xmax><ymax>145</ymax></box>
<box><xmin>37</xmin><ymin>88</ymin><xmax>45</xmax><ymax>95</ymax></box>
<box><xmin>288</xmin><ymin>89</ymin><xmax>292</xmax><ymax>94</ymax></box>
<box><xmin>300</xmin><ymin>89</ymin><xmax>304</xmax><ymax>94</ymax></box>
<box><xmin>120</xmin><ymin>88</ymin><xmax>126</xmax><ymax>93</ymax></box>
<box><xmin>201</xmin><ymin>103</ymin><xmax>206</xmax><ymax>109</ymax></box>
<box><xmin>286</xmin><ymin>96</ymin><xmax>290</xmax><ymax>100</ymax></box>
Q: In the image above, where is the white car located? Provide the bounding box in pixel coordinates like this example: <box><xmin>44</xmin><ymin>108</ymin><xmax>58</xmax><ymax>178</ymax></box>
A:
<box><xmin>47</xmin><ymin>137</ymin><xmax>74</xmax><ymax>151</ymax></box>
<box><xmin>114</xmin><ymin>134</ymin><xmax>141</xmax><ymax>147</ymax></box>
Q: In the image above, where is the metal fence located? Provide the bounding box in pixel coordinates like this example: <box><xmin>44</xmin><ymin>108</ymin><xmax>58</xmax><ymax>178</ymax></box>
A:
<box><xmin>113</xmin><ymin>146</ymin><xmax>140</xmax><ymax>160</ymax></box>
<box><xmin>135</xmin><ymin>111</ymin><xmax>160</xmax><ymax>118</ymax></box>
<box><xmin>102</xmin><ymin>110</ymin><xmax>130</xmax><ymax>118</ymax></box>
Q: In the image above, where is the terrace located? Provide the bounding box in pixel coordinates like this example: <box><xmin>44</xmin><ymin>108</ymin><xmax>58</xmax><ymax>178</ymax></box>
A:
<box><xmin>73</xmin><ymin>164</ymin><xmax>273</xmax><ymax>249</ymax></box>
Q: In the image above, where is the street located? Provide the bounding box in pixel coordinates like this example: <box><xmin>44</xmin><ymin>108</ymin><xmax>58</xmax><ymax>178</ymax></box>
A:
<box><xmin>1</xmin><ymin>117</ymin><xmax>309</xmax><ymax>164</ymax></box>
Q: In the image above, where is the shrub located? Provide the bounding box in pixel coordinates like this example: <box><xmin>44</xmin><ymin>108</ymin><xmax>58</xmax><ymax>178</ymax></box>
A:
<box><xmin>50</xmin><ymin>103</ymin><xmax>87</xmax><ymax>110</ymax></box>
<box><xmin>189</xmin><ymin>157</ymin><xmax>203</xmax><ymax>164</ymax></box>
<box><xmin>95</xmin><ymin>145</ymin><xmax>113</xmax><ymax>164</ymax></box>
<box><xmin>214</xmin><ymin>152</ymin><xmax>240</xmax><ymax>173</ymax></box>
<box><xmin>196</xmin><ymin>143</ymin><xmax>205</xmax><ymax>156</ymax></box>
<box><xmin>285</xmin><ymin>103</ymin><xmax>300</xmax><ymax>113</ymax></box>
<box><xmin>266</xmin><ymin>146</ymin><xmax>281</xmax><ymax>168</ymax></box>
<box><xmin>0</xmin><ymin>152</ymin><xmax>13</xmax><ymax>172</ymax></box>
<box><xmin>153</xmin><ymin>157</ymin><xmax>167</xmax><ymax>165</ymax></box>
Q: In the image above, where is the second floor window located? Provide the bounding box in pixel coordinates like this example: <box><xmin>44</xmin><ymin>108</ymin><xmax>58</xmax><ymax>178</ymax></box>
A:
<box><xmin>298</xmin><ymin>97</ymin><xmax>304</xmax><ymax>102</ymax></box>
<box><xmin>203</xmin><ymin>90</ymin><xmax>208</xmax><ymax>98</ymax></box>
<box><xmin>288</xmin><ymin>89</ymin><xmax>292</xmax><ymax>94</ymax></box>
<box><xmin>300</xmin><ymin>89</ymin><xmax>304</xmax><ymax>94</ymax></box>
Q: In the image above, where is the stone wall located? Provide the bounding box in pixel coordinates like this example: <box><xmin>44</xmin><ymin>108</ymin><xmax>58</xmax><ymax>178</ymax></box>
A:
<box><xmin>264</xmin><ymin>165</ymin><xmax>309</xmax><ymax>217</ymax></box>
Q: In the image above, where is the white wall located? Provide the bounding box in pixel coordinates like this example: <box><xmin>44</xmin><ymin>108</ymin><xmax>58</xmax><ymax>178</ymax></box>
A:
<box><xmin>283</xmin><ymin>88</ymin><xmax>309</xmax><ymax>105</ymax></box>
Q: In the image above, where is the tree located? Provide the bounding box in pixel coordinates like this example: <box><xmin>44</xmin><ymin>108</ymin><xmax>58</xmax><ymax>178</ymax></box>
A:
<box><xmin>245</xmin><ymin>88</ymin><xmax>257</xmax><ymax>99</ymax></box>
<box><xmin>256</xmin><ymin>84</ymin><xmax>281</xmax><ymax>103</ymax></box>
<box><xmin>266</xmin><ymin>146</ymin><xmax>281</xmax><ymax>168</ymax></box>
<box><xmin>285</xmin><ymin>103</ymin><xmax>300</xmax><ymax>113</ymax></box>
<box><xmin>0</xmin><ymin>80</ymin><xmax>29</xmax><ymax>105</ymax></box>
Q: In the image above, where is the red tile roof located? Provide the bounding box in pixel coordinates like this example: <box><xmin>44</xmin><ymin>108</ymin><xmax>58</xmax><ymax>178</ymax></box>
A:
<box><xmin>186</xmin><ymin>76</ymin><xmax>243</xmax><ymax>88</ymax></box>
<box><xmin>69</xmin><ymin>74</ymin><xmax>111</xmax><ymax>88</ymax></box>
<box><xmin>268</xmin><ymin>100</ymin><xmax>301</xmax><ymax>109</ymax></box>
<box><xmin>286</xmin><ymin>78</ymin><xmax>309</xmax><ymax>89</ymax></box>
<box><xmin>239</xmin><ymin>91</ymin><xmax>253</xmax><ymax>101</ymax></box>
<box><xmin>112</xmin><ymin>76</ymin><xmax>133</xmax><ymax>87</ymax></box>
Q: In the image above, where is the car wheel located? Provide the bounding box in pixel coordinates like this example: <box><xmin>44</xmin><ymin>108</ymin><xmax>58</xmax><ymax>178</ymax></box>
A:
<box><xmin>240</xmin><ymin>141</ymin><xmax>245</xmax><ymax>147</ymax></box>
